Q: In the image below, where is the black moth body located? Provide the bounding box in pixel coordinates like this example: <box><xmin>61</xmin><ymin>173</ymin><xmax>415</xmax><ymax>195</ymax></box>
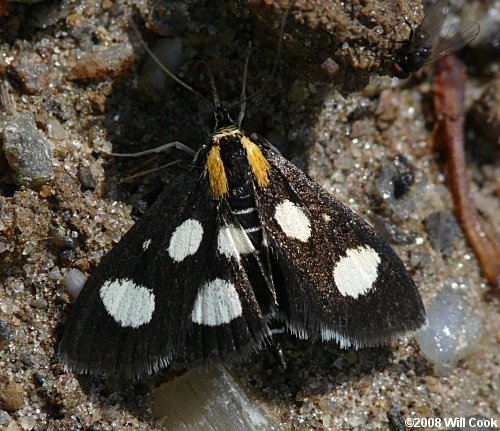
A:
<box><xmin>59</xmin><ymin>110</ymin><xmax>426</xmax><ymax>378</ymax></box>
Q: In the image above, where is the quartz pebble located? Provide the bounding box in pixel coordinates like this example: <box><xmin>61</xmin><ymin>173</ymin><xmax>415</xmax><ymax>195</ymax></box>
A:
<box><xmin>152</xmin><ymin>366</ymin><xmax>281</xmax><ymax>430</ymax></box>
<box><xmin>18</xmin><ymin>416</ymin><xmax>36</xmax><ymax>431</ymax></box>
<box><xmin>415</xmin><ymin>288</ymin><xmax>480</xmax><ymax>375</ymax></box>
<box><xmin>0</xmin><ymin>410</ymin><xmax>10</xmax><ymax>425</ymax></box>
<box><xmin>63</xmin><ymin>268</ymin><xmax>87</xmax><ymax>301</ymax></box>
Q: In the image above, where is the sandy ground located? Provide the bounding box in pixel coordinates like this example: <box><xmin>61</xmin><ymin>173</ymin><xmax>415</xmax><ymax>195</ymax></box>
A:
<box><xmin>0</xmin><ymin>0</ymin><xmax>498</xmax><ymax>430</ymax></box>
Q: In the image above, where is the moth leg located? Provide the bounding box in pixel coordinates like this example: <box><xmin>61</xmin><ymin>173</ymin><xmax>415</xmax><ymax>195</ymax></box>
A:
<box><xmin>103</xmin><ymin>141</ymin><xmax>196</xmax><ymax>158</ymax></box>
<box><xmin>116</xmin><ymin>160</ymin><xmax>184</xmax><ymax>184</ymax></box>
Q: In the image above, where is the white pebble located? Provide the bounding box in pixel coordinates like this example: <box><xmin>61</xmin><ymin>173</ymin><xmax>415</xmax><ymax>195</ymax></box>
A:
<box><xmin>415</xmin><ymin>287</ymin><xmax>480</xmax><ymax>375</ymax></box>
<box><xmin>63</xmin><ymin>268</ymin><xmax>87</xmax><ymax>301</ymax></box>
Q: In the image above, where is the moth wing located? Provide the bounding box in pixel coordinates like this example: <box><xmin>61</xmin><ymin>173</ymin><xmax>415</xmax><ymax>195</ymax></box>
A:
<box><xmin>255</xmin><ymin>147</ymin><xmax>426</xmax><ymax>347</ymax></box>
<box><xmin>59</xmin><ymin>172</ymin><xmax>270</xmax><ymax>378</ymax></box>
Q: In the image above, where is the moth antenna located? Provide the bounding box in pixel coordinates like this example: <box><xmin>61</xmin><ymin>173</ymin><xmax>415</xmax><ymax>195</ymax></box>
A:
<box><xmin>199</xmin><ymin>60</ymin><xmax>221</xmax><ymax>111</ymax></box>
<box><xmin>228</xmin><ymin>7</ymin><xmax>289</xmax><ymax>113</ymax></box>
<box><xmin>237</xmin><ymin>42</ymin><xmax>252</xmax><ymax>127</ymax></box>
<box><xmin>128</xmin><ymin>17</ymin><xmax>214</xmax><ymax>110</ymax></box>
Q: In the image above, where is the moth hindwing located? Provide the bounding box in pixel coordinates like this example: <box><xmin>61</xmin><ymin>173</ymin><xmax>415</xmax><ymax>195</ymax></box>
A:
<box><xmin>58</xmin><ymin>115</ymin><xmax>426</xmax><ymax>378</ymax></box>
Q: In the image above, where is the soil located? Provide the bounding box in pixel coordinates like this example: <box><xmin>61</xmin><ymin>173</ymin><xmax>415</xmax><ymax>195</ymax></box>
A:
<box><xmin>0</xmin><ymin>1</ymin><xmax>498</xmax><ymax>430</ymax></box>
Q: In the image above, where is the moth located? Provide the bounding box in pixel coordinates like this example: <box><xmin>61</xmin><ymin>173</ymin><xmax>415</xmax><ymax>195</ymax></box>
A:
<box><xmin>391</xmin><ymin>0</ymin><xmax>480</xmax><ymax>79</ymax></box>
<box><xmin>59</xmin><ymin>21</ymin><xmax>427</xmax><ymax>379</ymax></box>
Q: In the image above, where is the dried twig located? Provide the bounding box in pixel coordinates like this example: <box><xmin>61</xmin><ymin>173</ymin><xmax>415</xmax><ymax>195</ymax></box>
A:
<box><xmin>0</xmin><ymin>0</ymin><xmax>7</xmax><ymax>18</ymax></box>
<box><xmin>433</xmin><ymin>55</ymin><xmax>500</xmax><ymax>292</ymax></box>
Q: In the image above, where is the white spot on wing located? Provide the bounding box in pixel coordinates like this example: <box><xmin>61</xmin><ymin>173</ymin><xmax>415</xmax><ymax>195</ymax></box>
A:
<box><xmin>217</xmin><ymin>225</ymin><xmax>255</xmax><ymax>259</ymax></box>
<box><xmin>168</xmin><ymin>219</ymin><xmax>203</xmax><ymax>262</ymax></box>
<box><xmin>274</xmin><ymin>200</ymin><xmax>311</xmax><ymax>242</ymax></box>
<box><xmin>191</xmin><ymin>278</ymin><xmax>242</xmax><ymax>326</ymax></box>
<box><xmin>99</xmin><ymin>278</ymin><xmax>155</xmax><ymax>328</ymax></box>
<box><xmin>333</xmin><ymin>246</ymin><xmax>381</xmax><ymax>299</ymax></box>
<box><xmin>142</xmin><ymin>238</ymin><xmax>152</xmax><ymax>251</ymax></box>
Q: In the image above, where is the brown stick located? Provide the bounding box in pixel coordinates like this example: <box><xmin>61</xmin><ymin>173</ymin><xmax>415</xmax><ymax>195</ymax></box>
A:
<box><xmin>0</xmin><ymin>0</ymin><xmax>7</xmax><ymax>18</ymax></box>
<box><xmin>433</xmin><ymin>55</ymin><xmax>500</xmax><ymax>292</ymax></box>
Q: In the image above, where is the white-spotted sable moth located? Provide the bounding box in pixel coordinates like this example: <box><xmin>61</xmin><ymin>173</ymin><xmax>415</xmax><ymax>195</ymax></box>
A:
<box><xmin>59</xmin><ymin>19</ymin><xmax>426</xmax><ymax>379</ymax></box>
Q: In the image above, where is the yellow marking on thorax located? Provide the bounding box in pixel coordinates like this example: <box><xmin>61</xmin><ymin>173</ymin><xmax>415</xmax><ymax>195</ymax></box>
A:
<box><xmin>206</xmin><ymin>145</ymin><xmax>228</xmax><ymax>199</ymax></box>
<box><xmin>206</xmin><ymin>129</ymin><xmax>270</xmax><ymax>200</ymax></box>
<box><xmin>212</xmin><ymin>127</ymin><xmax>240</xmax><ymax>142</ymax></box>
<box><xmin>241</xmin><ymin>135</ymin><xmax>270</xmax><ymax>188</ymax></box>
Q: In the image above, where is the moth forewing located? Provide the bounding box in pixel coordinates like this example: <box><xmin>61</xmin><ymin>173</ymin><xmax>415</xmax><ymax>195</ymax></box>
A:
<box><xmin>254</xmin><ymin>147</ymin><xmax>426</xmax><ymax>347</ymax></box>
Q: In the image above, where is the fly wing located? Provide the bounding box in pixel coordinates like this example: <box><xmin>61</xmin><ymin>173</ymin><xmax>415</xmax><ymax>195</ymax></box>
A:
<box><xmin>426</xmin><ymin>21</ymin><xmax>480</xmax><ymax>63</ymax></box>
<box><xmin>254</xmin><ymin>146</ymin><xmax>426</xmax><ymax>348</ymax></box>
<box><xmin>412</xmin><ymin>0</ymin><xmax>450</xmax><ymax>51</ymax></box>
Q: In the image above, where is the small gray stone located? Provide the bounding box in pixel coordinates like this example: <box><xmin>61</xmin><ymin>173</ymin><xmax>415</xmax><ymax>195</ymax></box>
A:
<box><xmin>374</xmin><ymin>156</ymin><xmax>419</xmax><ymax>220</ymax></box>
<box><xmin>77</xmin><ymin>165</ymin><xmax>97</xmax><ymax>191</ymax></box>
<box><xmin>423</xmin><ymin>211</ymin><xmax>460</xmax><ymax>252</ymax></box>
<box><xmin>8</xmin><ymin>52</ymin><xmax>50</xmax><ymax>94</ymax></box>
<box><xmin>0</xmin><ymin>410</ymin><xmax>10</xmax><ymax>425</ymax></box>
<box><xmin>2</xmin><ymin>112</ymin><xmax>53</xmax><ymax>187</ymax></box>
<box><xmin>372</xmin><ymin>215</ymin><xmax>413</xmax><ymax>245</ymax></box>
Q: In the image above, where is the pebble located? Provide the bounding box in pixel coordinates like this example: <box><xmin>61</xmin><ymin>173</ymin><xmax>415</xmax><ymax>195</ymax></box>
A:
<box><xmin>471</xmin><ymin>76</ymin><xmax>500</xmax><ymax>144</ymax></box>
<box><xmin>423</xmin><ymin>211</ymin><xmax>460</xmax><ymax>252</ymax></box>
<box><xmin>7</xmin><ymin>52</ymin><xmax>49</xmax><ymax>94</ymax></box>
<box><xmin>50</xmin><ymin>226</ymin><xmax>77</xmax><ymax>250</ymax></box>
<box><xmin>77</xmin><ymin>165</ymin><xmax>97</xmax><ymax>191</ymax></box>
<box><xmin>63</xmin><ymin>268</ymin><xmax>87</xmax><ymax>301</ymax></box>
<box><xmin>18</xmin><ymin>416</ymin><xmax>36</xmax><ymax>431</ymax></box>
<box><xmin>376</xmin><ymin>155</ymin><xmax>415</xmax><ymax>200</ymax></box>
<box><xmin>415</xmin><ymin>287</ymin><xmax>480</xmax><ymax>375</ymax></box>
<box><xmin>48</xmin><ymin>266</ymin><xmax>62</xmax><ymax>281</ymax></box>
<box><xmin>372</xmin><ymin>215</ymin><xmax>413</xmax><ymax>245</ymax></box>
<box><xmin>0</xmin><ymin>410</ymin><xmax>10</xmax><ymax>425</ymax></box>
<box><xmin>387</xmin><ymin>407</ymin><xmax>406</xmax><ymax>431</ymax></box>
<box><xmin>67</xmin><ymin>43</ymin><xmax>135</xmax><ymax>82</ymax></box>
<box><xmin>58</xmin><ymin>249</ymin><xmax>75</xmax><ymax>267</ymax></box>
<box><xmin>30</xmin><ymin>298</ymin><xmax>48</xmax><ymax>308</ymax></box>
<box><xmin>0</xmin><ymin>319</ymin><xmax>12</xmax><ymax>350</ymax></box>
<box><xmin>6</xmin><ymin>421</ymin><xmax>22</xmax><ymax>431</ymax></box>
<box><xmin>152</xmin><ymin>366</ymin><xmax>281</xmax><ymax>430</ymax></box>
<box><xmin>374</xmin><ymin>155</ymin><xmax>418</xmax><ymax>220</ymax></box>
<box><xmin>0</xmin><ymin>382</ymin><xmax>26</xmax><ymax>412</ymax></box>
<box><xmin>43</xmin><ymin>99</ymin><xmax>66</xmax><ymax>123</ymax></box>
<box><xmin>2</xmin><ymin>112</ymin><xmax>53</xmax><ymax>187</ymax></box>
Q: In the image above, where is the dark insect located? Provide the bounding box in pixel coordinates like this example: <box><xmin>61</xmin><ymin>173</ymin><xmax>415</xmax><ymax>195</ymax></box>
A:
<box><xmin>58</xmin><ymin>20</ymin><xmax>427</xmax><ymax>379</ymax></box>
<box><xmin>391</xmin><ymin>0</ymin><xmax>480</xmax><ymax>78</ymax></box>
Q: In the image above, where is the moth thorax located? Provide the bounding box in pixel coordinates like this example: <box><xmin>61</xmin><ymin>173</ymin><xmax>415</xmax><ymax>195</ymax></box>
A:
<box><xmin>240</xmin><ymin>135</ymin><xmax>270</xmax><ymax>188</ymax></box>
<box><xmin>206</xmin><ymin>131</ymin><xmax>270</xmax><ymax>200</ymax></box>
